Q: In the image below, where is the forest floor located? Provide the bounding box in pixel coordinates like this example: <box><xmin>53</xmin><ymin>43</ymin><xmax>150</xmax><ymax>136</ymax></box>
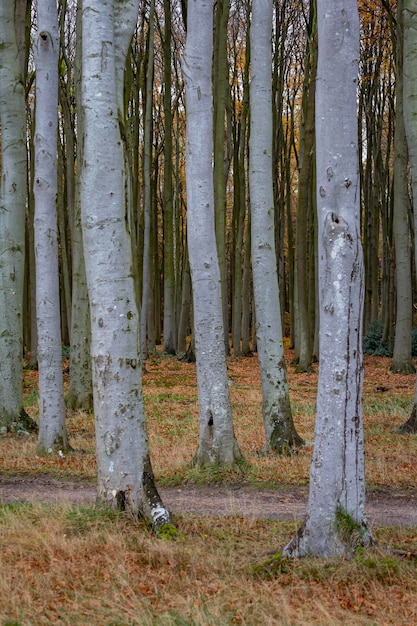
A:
<box><xmin>1</xmin><ymin>350</ymin><xmax>417</xmax><ymax>625</ymax></box>
<box><xmin>1</xmin><ymin>474</ymin><xmax>417</xmax><ymax>529</ymax></box>
<box><xmin>1</xmin><ymin>348</ymin><xmax>417</xmax><ymax>527</ymax></box>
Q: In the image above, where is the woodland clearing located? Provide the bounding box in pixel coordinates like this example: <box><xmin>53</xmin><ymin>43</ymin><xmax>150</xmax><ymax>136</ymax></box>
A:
<box><xmin>0</xmin><ymin>350</ymin><xmax>417</xmax><ymax>625</ymax></box>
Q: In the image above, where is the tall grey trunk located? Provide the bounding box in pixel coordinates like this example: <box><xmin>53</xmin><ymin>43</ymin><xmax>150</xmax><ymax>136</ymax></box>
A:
<box><xmin>400</xmin><ymin>1</ymin><xmax>417</xmax><ymax>432</ymax></box>
<box><xmin>249</xmin><ymin>0</ymin><xmax>303</xmax><ymax>453</ymax></box>
<box><xmin>284</xmin><ymin>0</ymin><xmax>372</xmax><ymax>558</ymax></box>
<box><xmin>67</xmin><ymin>2</ymin><xmax>93</xmax><ymax>411</ymax></box>
<box><xmin>140</xmin><ymin>0</ymin><xmax>155</xmax><ymax>364</ymax></box>
<box><xmin>0</xmin><ymin>1</ymin><xmax>34</xmax><ymax>432</ymax></box>
<box><xmin>81</xmin><ymin>0</ymin><xmax>170</xmax><ymax>528</ymax></box>
<box><xmin>162</xmin><ymin>0</ymin><xmax>177</xmax><ymax>355</ymax></box>
<box><xmin>34</xmin><ymin>0</ymin><xmax>69</xmax><ymax>453</ymax></box>
<box><xmin>183</xmin><ymin>0</ymin><xmax>241</xmax><ymax>466</ymax></box>
<box><xmin>391</xmin><ymin>0</ymin><xmax>414</xmax><ymax>375</ymax></box>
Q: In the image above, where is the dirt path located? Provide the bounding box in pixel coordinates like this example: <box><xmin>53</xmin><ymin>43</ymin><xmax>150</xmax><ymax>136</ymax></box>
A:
<box><xmin>1</xmin><ymin>474</ymin><xmax>416</xmax><ymax>527</ymax></box>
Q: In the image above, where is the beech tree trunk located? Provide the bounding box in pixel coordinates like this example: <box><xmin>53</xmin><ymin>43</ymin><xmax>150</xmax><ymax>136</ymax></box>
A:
<box><xmin>249</xmin><ymin>0</ymin><xmax>303</xmax><ymax>453</ymax></box>
<box><xmin>34</xmin><ymin>0</ymin><xmax>69</xmax><ymax>453</ymax></box>
<box><xmin>401</xmin><ymin>1</ymin><xmax>417</xmax><ymax>432</ymax></box>
<box><xmin>140</xmin><ymin>0</ymin><xmax>155</xmax><ymax>364</ymax></box>
<box><xmin>391</xmin><ymin>0</ymin><xmax>414</xmax><ymax>375</ymax></box>
<box><xmin>81</xmin><ymin>0</ymin><xmax>171</xmax><ymax>527</ymax></box>
<box><xmin>0</xmin><ymin>0</ymin><xmax>35</xmax><ymax>433</ymax></box>
<box><xmin>183</xmin><ymin>0</ymin><xmax>242</xmax><ymax>466</ymax></box>
<box><xmin>66</xmin><ymin>1</ymin><xmax>93</xmax><ymax>411</ymax></box>
<box><xmin>284</xmin><ymin>0</ymin><xmax>372</xmax><ymax>557</ymax></box>
<box><xmin>294</xmin><ymin>0</ymin><xmax>317</xmax><ymax>372</ymax></box>
<box><xmin>162</xmin><ymin>0</ymin><xmax>177</xmax><ymax>355</ymax></box>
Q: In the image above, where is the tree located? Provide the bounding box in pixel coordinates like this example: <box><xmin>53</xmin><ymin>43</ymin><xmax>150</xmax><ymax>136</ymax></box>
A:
<box><xmin>81</xmin><ymin>0</ymin><xmax>171</xmax><ymax>527</ymax></box>
<box><xmin>162</xmin><ymin>0</ymin><xmax>177</xmax><ymax>355</ymax></box>
<box><xmin>34</xmin><ymin>0</ymin><xmax>70</xmax><ymax>453</ymax></box>
<box><xmin>183</xmin><ymin>0</ymin><xmax>242</xmax><ymax>466</ymax></box>
<box><xmin>400</xmin><ymin>0</ymin><xmax>417</xmax><ymax>432</ymax></box>
<box><xmin>140</xmin><ymin>0</ymin><xmax>156</xmax><ymax>363</ymax></box>
<box><xmin>66</xmin><ymin>0</ymin><xmax>93</xmax><ymax>411</ymax></box>
<box><xmin>359</xmin><ymin>2</ymin><xmax>395</xmax><ymax>339</ymax></box>
<box><xmin>294</xmin><ymin>0</ymin><xmax>317</xmax><ymax>372</ymax></box>
<box><xmin>284</xmin><ymin>0</ymin><xmax>373</xmax><ymax>557</ymax></box>
<box><xmin>249</xmin><ymin>0</ymin><xmax>303</xmax><ymax>454</ymax></box>
<box><xmin>391</xmin><ymin>0</ymin><xmax>415</xmax><ymax>375</ymax></box>
<box><xmin>0</xmin><ymin>0</ymin><xmax>36</xmax><ymax>434</ymax></box>
<box><xmin>213</xmin><ymin>0</ymin><xmax>232</xmax><ymax>355</ymax></box>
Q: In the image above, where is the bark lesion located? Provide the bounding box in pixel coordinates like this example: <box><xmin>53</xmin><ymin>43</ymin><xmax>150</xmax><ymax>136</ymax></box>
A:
<box><xmin>141</xmin><ymin>454</ymin><xmax>174</xmax><ymax>532</ymax></box>
<box><xmin>193</xmin><ymin>416</ymin><xmax>243</xmax><ymax>468</ymax></box>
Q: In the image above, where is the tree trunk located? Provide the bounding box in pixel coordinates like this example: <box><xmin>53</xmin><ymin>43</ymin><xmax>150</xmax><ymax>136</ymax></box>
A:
<box><xmin>183</xmin><ymin>0</ymin><xmax>242</xmax><ymax>466</ymax></box>
<box><xmin>81</xmin><ymin>0</ymin><xmax>171</xmax><ymax>528</ymax></box>
<box><xmin>34</xmin><ymin>0</ymin><xmax>69</xmax><ymax>453</ymax></box>
<box><xmin>391</xmin><ymin>0</ymin><xmax>415</xmax><ymax>375</ymax></box>
<box><xmin>231</xmin><ymin>21</ymin><xmax>250</xmax><ymax>357</ymax></box>
<box><xmin>140</xmin><ymin>0</ymin><xmax>156</xmax><ymax>364</ymax></box>
<box><xmin>213</xmin><ymin>0</ymin><xmax>232</xmax><ymax>356</ymax></box>
<box><xmin>284</xmin><ymin>0</ymin><xmax>373</xmax><ymax>557</ymax></box>
<box><xmin>241</xmin><ymin>209</ymin><xmax>252</xmax><ymax>356</ymax></box>
<box><xmin>162</xmin><ymin>0</ymin><xmax>177</xmax><ymax>355</ymax></box>
<box><xmin>249</xmin><ymin>0</ymin><xmax>303</xmax><ymax>454</ymax></box>
<box><xmin>177</xmin><ymin>244</ymin><xmax>192</xmax><ymax>354</ymax></box>
<box><xmin>0</xmin><ymin>0</ymin><xmax>35</xmax><ymax>433</ymax></box>
<box><xmin>294</xmin><ymin>1</ymin><xmax>317</xmax><ymax>373</ymax></box>
<box><xmin>401</xmin><ymin>0</ymin><xmax>417</xmax><ymax>431</ymax></box>
<box><xmin>67</xmin><ymin>1</ymin><xmax>93</xmax><ymax>411</ymax></box>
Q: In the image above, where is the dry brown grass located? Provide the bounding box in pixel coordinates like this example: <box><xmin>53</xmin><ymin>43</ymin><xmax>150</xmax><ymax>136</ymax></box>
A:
<box><xmin>0</xmin><ymin>502</ymin><xmax>416</xmax><ymax>625</ymax></box>
<box><xmin>6</xmin><ymin>350</ymin><xmax>415</xmax><ymax>489</ymax></box>
<box><xmin>1</xmin><ymin>350</ymin><xmax>417</xmax><ymax>624</ymax></box>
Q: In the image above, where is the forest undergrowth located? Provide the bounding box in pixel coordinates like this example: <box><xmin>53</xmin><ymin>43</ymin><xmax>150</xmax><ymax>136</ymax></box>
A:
<box><xmin>0</xmin><ymin>350</ymin><xmax>417</xmax><ymax>625</ymax></box>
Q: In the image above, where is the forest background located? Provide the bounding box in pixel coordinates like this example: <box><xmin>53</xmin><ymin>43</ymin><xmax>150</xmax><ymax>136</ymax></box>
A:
<box><xmin>2</xmin><ymin>0</ymin><xmax>417</xmax><ymax>623</ymax></box>
<box><xmin>3</xmin><ymin>0</ymin><xmax>413</xmax><ymax>382</ymax></box>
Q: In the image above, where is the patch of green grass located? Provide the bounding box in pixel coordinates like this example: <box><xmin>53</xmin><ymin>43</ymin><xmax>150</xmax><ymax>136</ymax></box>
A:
<box><xmin>364</xmin><ymin>395</ymin><xmax>413</xmax><ymax>417</ymax></box>
<box><xmin>151</xmin><ymin>391</ymin><xmax>196</xmax><ymax>404</ymax></box>
<box><xmin>252</xmin><ymin>551</ymin><xmax>294</xmax><ymax>578</ymax></box>
<box><xmin>179</xmin><ymin>457</ymin><xmax>253</xmax><ymax>485</ymax></box>
<box><xmin>23</xmin><ymin>388</ymin><xmax>39</xmax><ymax>408</ymax></box>
<box><xmin>355</xmin><ymin>551</ymin><xmax>401</xmax><ymax>581</ymax></box>
<box><xmin>64</xmin><ymin>505</ymin><xmax>125</xmax><ymax>536</ymax></box>
<box><xmin>335</xmin><ymin>508</ymin><xmax>368</xmax><ymax>552</ymax></box>
<box><xmin>0</xmin><ymin>502</ymin><xmax>35</xmax><ymax>519</ymax></box>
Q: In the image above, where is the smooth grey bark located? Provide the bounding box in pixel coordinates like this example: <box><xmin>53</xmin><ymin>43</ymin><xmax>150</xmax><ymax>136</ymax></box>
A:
<box><xmin>241</xmin><ymin>208</ymin><xmax>252</xmax><ymax>356</ymax></box>
<box><xmin>183</xmin><ymin>0</ymin><xmax>242</xmax><ymax>466</ymax></box>
<box><xmin>284</xmin><ymin>0</ymin><xmax>372</xmax><ymax>557</ymax></box>
<box><xmin>249</xmin><ymin>0</ymin><xmax>303</xmax><ymax>454</ymax></box>
<box><xmin>34</xmin><ymin>0</ymin><xmax>69</xmax><ymax>453</ymax></box>
<box><xmin>213</xmin><ymin>0</ymin><xmax>232</xmax><ymax>356</ymax></box>
<box><xmin>67</xmin><ymin>209</ymin><xmax>92</xmax><ymax>411</ymax></box>
<box><xmin>81</xmin><ymin>0</ymin><xmax>171</xmax><ymax>527</ymax></box>
<box><xmin>231</xmin><ymin>18</ymin><xmax>250</xmax><ymax>357</ymax></box>
<box><xmin>57</xmin><ymin>154</ymin><xmax>71</xmax><ymax>344</ymax></box>
<box><xmin>391</xmin><ymin>0</ymin><xmax>415</xmax><ymax>375</ymax></box>
<box><xmin>294</xmin><ymin>1</ymin><xmax>317</xmax><ymax>373</ymax></box>
<box><xmin>162</xmin><ymin>0</ymin><xmax>177</xmax><ymax>355</ymax></box>
<box><xmin>401</xmin><ymin>0</ymin><xmax>417</xmax><ymax>432</ymax></box>
<box><xmin>140</xmin><ymin>0</ymin><xmax>155</xmax><ymax>364</ymax></box>
<box><xmin>0</xmin><ymin>0</ymin><xmax>35</xmax><ymax>433</ymax></box>
<box><xmin>177</xmin><ymin>244</ymin><xmax>192</xmax><ymax>354</ymax></box>
<box><xmin>67</xmin><ymin>0</ymin><xmax>93</xmax><ymax>411</ymax></box>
